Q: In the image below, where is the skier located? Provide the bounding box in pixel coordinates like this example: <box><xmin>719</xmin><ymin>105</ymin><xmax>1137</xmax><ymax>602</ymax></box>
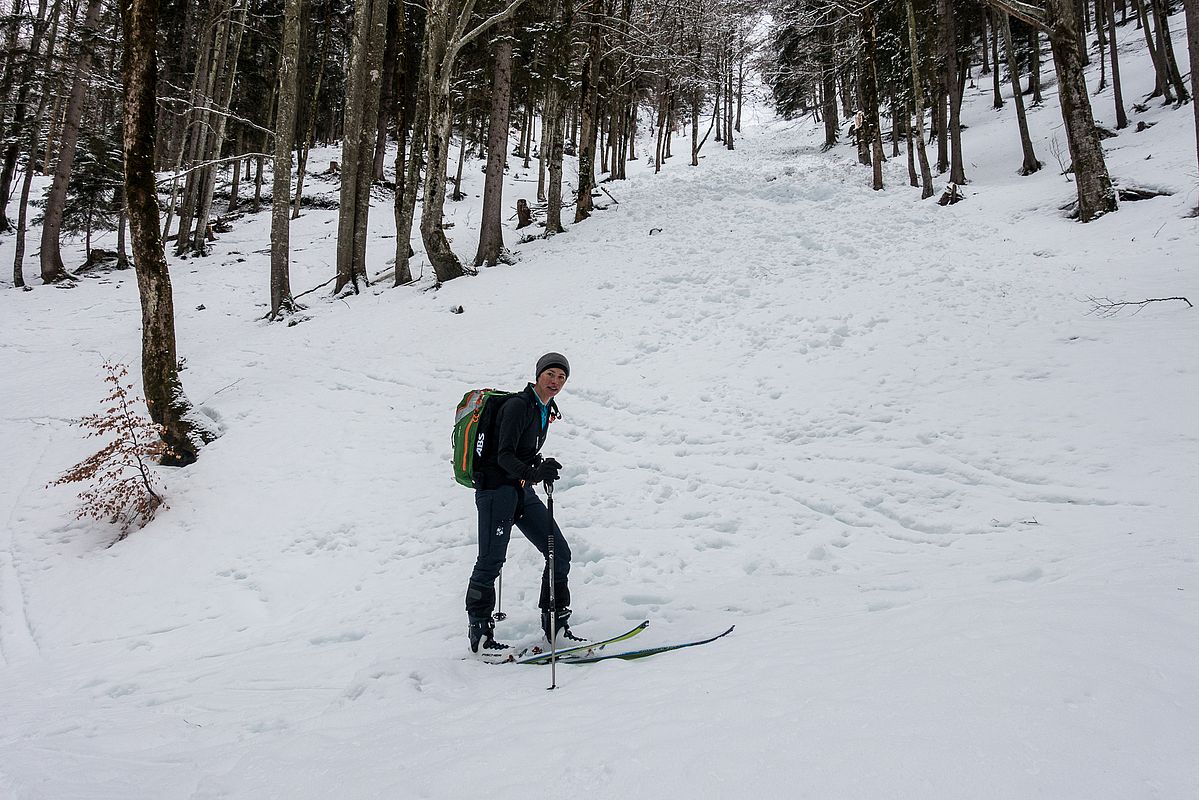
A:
<box><xmin>466</xmin><ymin>352</ymin><xmax>580</xmax><ymax>657</ymax></box>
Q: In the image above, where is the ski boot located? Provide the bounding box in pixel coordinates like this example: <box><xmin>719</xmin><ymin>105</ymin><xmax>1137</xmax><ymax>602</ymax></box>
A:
<box><xmin>541</xmin><ymin>608</ymin><xmax>587</xmax><ymax>646</ymax></box>
<box><xmin>469</xmin><ymin>619</ymin><xmax>513</xmax><ymax>662</ymax></box>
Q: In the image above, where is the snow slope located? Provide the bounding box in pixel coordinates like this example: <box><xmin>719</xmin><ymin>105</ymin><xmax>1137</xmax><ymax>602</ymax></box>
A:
<box><xmin>2</xmin><ymin>17</ymin><xmax>1198</xmax><ymax>800</ymax></box>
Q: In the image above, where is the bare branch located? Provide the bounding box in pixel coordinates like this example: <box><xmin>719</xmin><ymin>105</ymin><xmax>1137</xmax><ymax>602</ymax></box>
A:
<box><xmin>1085</xmin><ymin>296</ymin><xmax>1193</xmax><ymax>317</ymax></box>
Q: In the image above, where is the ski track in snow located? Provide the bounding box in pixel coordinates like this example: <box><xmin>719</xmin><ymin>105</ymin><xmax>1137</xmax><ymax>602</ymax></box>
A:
<box><xmin>2</xmin><ymin>20</ymin><xmax>1199</xmax><ymax>799</ymax></box>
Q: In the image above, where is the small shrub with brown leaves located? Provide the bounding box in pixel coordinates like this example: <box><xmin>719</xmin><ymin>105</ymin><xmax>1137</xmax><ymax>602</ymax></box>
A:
<box><xmin>51</xmin><ymin>361</ymin><xmax>169</xmax><ymax>539</ymax></box>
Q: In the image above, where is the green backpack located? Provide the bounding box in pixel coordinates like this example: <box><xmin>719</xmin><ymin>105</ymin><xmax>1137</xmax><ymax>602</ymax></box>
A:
<box><xmin>452</xmin><ymin>388</ymin><xmax>514</xmax><ymax>488</ymax></box>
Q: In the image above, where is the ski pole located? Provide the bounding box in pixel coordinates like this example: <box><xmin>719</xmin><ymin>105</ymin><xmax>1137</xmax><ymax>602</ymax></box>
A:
<box><xmin>545</xmin><ymin>479</ymin><xmax>557</xmax><ymax>691</ymax></box>
<box><xmin>494</xmin><ymin>570</ymin><xmax>506</xmax><ymax>622</ymax></box>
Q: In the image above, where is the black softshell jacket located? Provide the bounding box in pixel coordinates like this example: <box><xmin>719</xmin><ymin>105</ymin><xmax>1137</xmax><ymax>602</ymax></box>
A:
<box><xmin>476</xmin><ymin>384</ymin><xmax>559</xmax><ymax>490</ymax></box>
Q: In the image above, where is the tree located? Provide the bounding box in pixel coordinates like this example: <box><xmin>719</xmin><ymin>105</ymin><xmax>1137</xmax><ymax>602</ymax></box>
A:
<box><xmin>905</xmin><ymin>0</ymin><xmax>935</xmax><ymax>198</ymax></box>
<box><xmin>39</xmin><ymin>0</ymin><xmax>106</xmax><ymax>283</ymax></box>
<box><xmin>541</xmin><ymin>0</ymin><xmax>573</xmax><ymax>235</ymax></box>
<box><xmin>271</xmin><ymin>0</ymin><xmax>302</xmax><ymax>318</ymax></box>
<box><xmin>474</xmin><ymin>20</ymin><xmax>517</xmax><ymax>265</ymax></box>
<box><xmin>334</xmin><ymin>0</ymin><xmax>390</xmax><ymax>294</ymax></box>
<box><xmin>120</xmin><ymin>0</ymin><xmax>212</xmax><ymax>464</ymax></box>
<box><xmin>62</xmin><ymin>125</ymin><xmax>124</xmax><ymax>262</ymax></box>
<box><xmin>859</xmin><ymin>4</ymin><xmax>885</xmax><ymax>190</ymax></box>
<box><xmin>10</xmin><ymin>0</ymin><xmax>62</xmax><ymax>289</ymax></box>
<box><xmin>1185</xmin><ymin>0</ymin><xmax>1199</xmax><ymax>191</ymax></box>
<box><xmin>937</xmin><ymin>0</ymin><xmax>966</xmax><ymax>186</ymax></box>
<box><xmin>1042</xmin><ymin>0</ymin><xmax>1117</xmax><ymax>221</ymax></box>
<box><xmin>419</xmin><ymin>0</ymin><xmax>529</xmax><ymax>283</ymax></box>
<box><xmin>574</xmin><ymin>2</ymin><xmax>604</xmax><ymax>222</ymax></box>
<box><xmin>998</xmin><ymin>11</ymin><xmax>1041</xmax><ymax>175</ymax></box>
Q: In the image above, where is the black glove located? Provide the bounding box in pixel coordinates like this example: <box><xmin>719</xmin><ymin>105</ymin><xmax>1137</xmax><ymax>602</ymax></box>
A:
<box><xmin>532</xmin><ymin>457</ymin><xmax>562</xmax><ymax>484</ymax></box>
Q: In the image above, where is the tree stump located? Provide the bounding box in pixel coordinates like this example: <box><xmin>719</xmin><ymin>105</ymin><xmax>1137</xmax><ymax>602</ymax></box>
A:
<box><xmin>515</xmin><ymin>198</ymin><xmax>533</xmax><ymax>229</ymax></box>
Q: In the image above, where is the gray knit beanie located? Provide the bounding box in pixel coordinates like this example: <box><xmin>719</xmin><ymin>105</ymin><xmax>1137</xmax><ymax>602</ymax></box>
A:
<box><xmin>536</xmin><ymin>352</ymin><xmax>570</xmax><ymax>380</ymax></box>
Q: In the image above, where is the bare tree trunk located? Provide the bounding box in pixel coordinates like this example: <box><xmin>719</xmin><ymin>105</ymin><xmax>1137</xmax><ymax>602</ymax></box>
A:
<box><xmin>575</xmin><ymin>8</ymin><xmax>601</xmax><ymax>222</ymax></box>
<box><xmin>190</xmin><ymin>0</ymin><xmax>249</xmax><ymax>255</ymax></box>
<box><xmin>1149</xmin><ymin>0</ymin><xmax>1190</xmax><ymax>103</ymax></box>
<box><xmin>0</xmin><ymin>0</ymin><xmax>56</xmax><ymax>234</ymax></box>
<box><xmin>860</xmin><ymin>7</ymin><xmax>884</xmax><ymax>190</ymax></box>
<box><xmin>820</xmin><ymin>16</ymin><xmax>839</xmax><ymax>151</ymax></box>
<box><xmin>1030</xmin><ymin>28</ymin><xmax>1044</xmax><ymax>104</ymax></box>
<box><xmin>905</xmin><ymin>0</ymin><xmax>935</xmax><ymax>198</ymax></box>
<box><xmin>10</xmin><ymin>0</ymin><xmax>60</xmax><ymax>288</ymax></box>
<box><xmin>724</xmin><ymin>32</ymin><xmax>734</xmax><ymax>150</ymax></box>
<box><xmin>334</xmin><ymin>0</ymin><xmax>389</xmax><ymax>294</ymax></box>
<box><xmin>1000</xmin><ymin>13</ymin><xmax>1042</xmax><ymax>175</ymax></box>
<box><xmin>420</xmin><ymin>0</ymin><xmax>529</xmax><ymax>282</ymax></box>
<box><xmin>1135</xmin><ymin>0</ymin><xmax>1172</xmax><ymax>100</ymax></box>
<box><xmin>1186</xmin><ymin>0</ymin><xmax>1199</xmax><ymax>186</ymax></box>
<box><xmin>906</xmin><ymin>102</ymin><xmax>918</xmax><ymax>186</ymax></box>
<box><xmin>451</xmin><ymin>122</ymin><xmax>468</xmax><ymax>201</ymax></box>
<box><xmin>394</xmin><ymin>86</ymin><xmax>428</xmax><ymax>285</ymax></box>
<box><xmin>728</xmin><ymin>36</ymin><xmax>738</xmax><ymax>131</ymax></box>
<box><xmin>121</xmin><ymin>0</ymin><xmax>207</xmax><ymax>464</ymax></box>
<box><xmin>544</xmin><ymin>66</ymin><xmax>569</xmax><ymax>234</ymax></box>
<box><xmin>270</xmin><ymin>0</ymin><xmax>301</xmax><ymax>319</ymax></box>
<box><xmin>1045</xmin><ymin>0</ymin><xmax>1118</xmax><ymax>221</ymax></box>
<box><xmin>939</xmin><ymin>0</ymin><xmax>966</xmax><ymax>185</ymax></box>
<box><xmin>1105</xmin><ymin>0</ymin><xmax>1128</xmax><ymax>129</ymax></box>
<box><xmin>989</xmin><ymin>9</ymin><xmax>1004</xmax><ymax>108</ymax></box>
<box><xmin>420</xmin><ymin>0</ymin><xmax>467</xmax><ymax>281</ymax></box>
<box><xmin>175</xmin><ymin>1</ymin><xmax>229</xmax><ymax>257</ymax></box>
<box><xmin>475</xmin><ymin>21</ymin><xmax>516</xmax><ymax>263</ymax></box>
<box><xmin>39</xmin><ymin>0</ymin><xmax>105</xmax><ymax>282</ymax></box>
<box><xmin>294</xmin><ymin>8</ymin><xmax>333</xmax><ymax>218</ymax></box>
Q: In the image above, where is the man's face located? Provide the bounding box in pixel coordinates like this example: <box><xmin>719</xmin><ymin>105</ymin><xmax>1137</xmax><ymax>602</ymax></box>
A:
<box><xmin>536</xmin><ymin>367</ymin><xmax>567</xmax><ymax>399</ymax></box>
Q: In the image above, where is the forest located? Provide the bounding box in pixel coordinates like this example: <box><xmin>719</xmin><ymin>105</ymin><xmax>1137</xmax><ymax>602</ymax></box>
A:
<box><xmin>2</xmin><ymin>0</ymin><xmax>1198</xmax><ymax>466</ymax></box>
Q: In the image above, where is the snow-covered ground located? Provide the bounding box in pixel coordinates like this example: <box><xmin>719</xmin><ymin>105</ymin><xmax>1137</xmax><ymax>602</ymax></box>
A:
<box><xmin>2</xmin><ymin>16</ymin><xmax>1198</xmax><ymax>800</ymax></box>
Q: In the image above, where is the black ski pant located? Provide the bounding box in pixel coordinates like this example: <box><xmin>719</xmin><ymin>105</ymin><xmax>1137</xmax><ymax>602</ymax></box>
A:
<box><xmin>466</xmin><ymin>484</ymin><xmax>571</xmax><ymax>623</ymax></box>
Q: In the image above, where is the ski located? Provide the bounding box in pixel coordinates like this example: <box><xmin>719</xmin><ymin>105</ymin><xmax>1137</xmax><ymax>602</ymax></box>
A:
<box><xmin>555</xmin><ymin>624</ymin><xmax>735</xmax><ymax>664</ymax></box>
<box><xmin>515</xmin><ymin>620</ymin><xmax>650</xmax><ymax>665</ymax></box>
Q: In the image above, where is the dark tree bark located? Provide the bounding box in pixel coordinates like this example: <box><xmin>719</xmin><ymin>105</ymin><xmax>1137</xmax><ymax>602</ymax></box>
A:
<box><xmin>905</xmin><ymin>0</ymin><xmax>935</xmax><ymax>198</ymax></box>
<box><xmin>39</xmin><ymin>0</ymin><xmax>105</xmax><ymax>283</ymax></box>
<box><xmin>1149</xmin><ymin>0</ymin><xmax>1190</xmax><ymax>103</ymax></box>
<box><xmin>188</xmin><ymin>0</ymin><xmax>248</xmax><ymax>255</ymax></box>
<box><xmin>10</xmin><ymin>0</ymin><xmax>60</xmax><ymax>289</ymax></box>
<box><xmin>334</xmin><ymin>0</ymin><xmax>389</xmax><ymax>294</ymax></box>
<box><xmin>989</xmin><ymin>8</ymin><xmax>1004</xmax><ymax>108</ymax></box>
<box><xmin>1185</xmin><ymin>0</ymin><xmax>1199</xmax><ymax>183</ymax></box>
<box><xmin>938</xmin><ymin>0</ymin><xmax>966</xmax><ymax>185</ymax></box>
<box><xmin>270</xmin><ymin>0</ymin><xmax>301</xmax><ymax>319</ymax></box>
<box><xmin>121</xmin><ymin>0</ymin><xmax>208</xmax><ymax>464</ymax></box>
<box><xmin>1106</xmin><ymin>0</ymin><xmax>1128</xmax><ymax>129</ymax></box>
<box><xmin>574</xmin><ymin>7</ymin><xmax>602</xmax><ymax>222</ymax></box>
<box><xmin>1134</xmin><ymin>0</ymin><xmax>1172</xmax><ymax>100</ymax></box>
<box><xmin>0</xmin><ymin>0</ymin><xmax>56</xmax><ymax>235</ymax></box>
<box><xmin>1045</xmin><ymin>0</ymin><xmax>1118</xmax><ymax>221</ymax></box>
<box><xmin>820</xmin><ymin>12</ymin><xmax>839</xmax><ymax>151</ymax></box>
<box><xmin>475</xmin><ymin>21</ymin><xmax>516</xmax><ymax>264</ymax></box>
<box><xmin>1029</xmin><ymin>28</ymin><xmax>1044</xmax><ymax>104</ymax></box>
<box><xmin>999</xmin><ymin>12</ymin><xmax>1042</xmax><ymax>175</ymax></box>
<box><xmin>294</xmin><ymin>4</ymin><xmax>334</xmax><ymax>218</ymax></box>
<box><xmin>420</xmin><ymin>0</ymin><xmax>529</xmax><ymax>282</ymax></box>
<box><xmin>860</xmin><ymin>7</ymin><xmax>885</xmax><ymax>190</ymax></box>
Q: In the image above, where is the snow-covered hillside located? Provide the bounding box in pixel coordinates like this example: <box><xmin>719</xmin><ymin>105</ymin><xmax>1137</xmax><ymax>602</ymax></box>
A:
<box><xmin>2</xmin><ymin>15</ymin><xmax>1197</xmax><ymax>799</ymax></box>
